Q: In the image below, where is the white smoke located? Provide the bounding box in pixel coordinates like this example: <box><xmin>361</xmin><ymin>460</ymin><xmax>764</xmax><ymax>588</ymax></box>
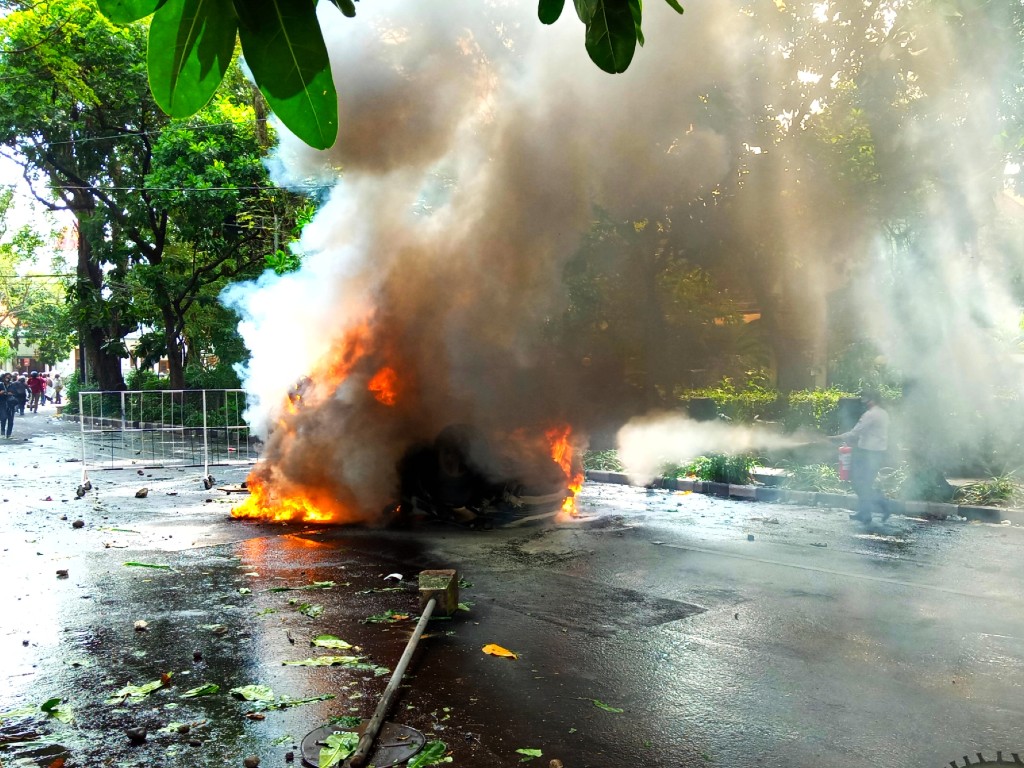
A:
<box><xmin>616</xmin><ymin>413</ymin><xmax>808</xmax><ymax>485</ymax></box>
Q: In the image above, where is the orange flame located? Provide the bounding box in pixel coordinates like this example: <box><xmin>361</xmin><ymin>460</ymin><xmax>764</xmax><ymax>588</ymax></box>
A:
<box><xmin>231</xmin><ymin>475</ymin><xmax>350</xmax><ymax>524</ymax></box>
<box><xmin>368</xmin><ymin>366</ymin><xmax>399</xmax><ymax>406</ymax></box>
<box><xmin>546</xmin><ymin>425</ymin><xmax>584</xmax><ymax>519</ymax></box>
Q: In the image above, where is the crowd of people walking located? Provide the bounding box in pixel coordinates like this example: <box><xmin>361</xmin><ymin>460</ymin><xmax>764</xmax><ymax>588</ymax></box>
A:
<box><xmin>0</xmin><ymin>371</ymin><xmax>63</xmax><ymax>439</ymax></box>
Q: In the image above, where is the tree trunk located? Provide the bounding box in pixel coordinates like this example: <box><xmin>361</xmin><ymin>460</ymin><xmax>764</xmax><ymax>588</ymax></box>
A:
<box><xmin>75</xmin><ymin>218</ymin><xmax>125</xmax><ymax>391</ymax></box>
<box><xmin>162</xmin><ymin>305</ymin><xmax>187</xmax><ymax>390</ymax></box>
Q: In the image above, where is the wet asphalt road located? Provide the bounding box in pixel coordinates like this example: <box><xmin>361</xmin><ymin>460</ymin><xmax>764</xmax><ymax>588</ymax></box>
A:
<box><xmin>2</xmin><ymin>412</ymin><xmax>1024</xmax><ymax>768</ymax></box>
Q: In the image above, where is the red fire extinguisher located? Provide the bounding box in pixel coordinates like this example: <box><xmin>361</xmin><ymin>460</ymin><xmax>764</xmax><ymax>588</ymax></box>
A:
<box><xmin>838</xmin><ymin>444</ymin><xmax>852</xmax><ymax>482</ymax></box>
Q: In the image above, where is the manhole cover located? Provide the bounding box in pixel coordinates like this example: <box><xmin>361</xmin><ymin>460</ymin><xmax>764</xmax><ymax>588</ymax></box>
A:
<box><xmin>946</xmin><ymin>752</ymin><xmax>1022</xmax><ymax>766</ymax></box>
<box><xmin>300</xmin><ymin>720</ymin><xmax>426</xmax><ymax>768</ymax></box>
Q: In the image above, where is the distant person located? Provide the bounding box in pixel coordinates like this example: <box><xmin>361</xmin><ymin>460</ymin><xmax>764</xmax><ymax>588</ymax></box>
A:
<box><xmin>11</xmin><ymin>375</ymin><xmax>28</xmax><ymax>416</ymax></box>
<box><xmin>43</xmin><ymin>375</ymin><xmax>54</xmax><ymax>405</ymax></box>
<box><xmin>831</xmin><ymin>388</ymin><xmax>890</xmax><ymax>522</ymax></box>
<box><xmin>26</xmin><ymin>371</ymin><xmax>45</xmax><ymax>413</ymax></box>
<box><xmin>0</xmin><ymin>373</ymin><xmax>17</xmax><ymax>438</ymax></box>
<box><xmin>53</xmin><ymin>373</ymin><xmax>64</xmax><ymax>405</ymax></box>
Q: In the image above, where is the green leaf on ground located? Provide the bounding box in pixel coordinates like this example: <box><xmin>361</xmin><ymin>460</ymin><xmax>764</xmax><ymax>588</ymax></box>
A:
<box><xmin>105</xmin><ymin>678</ymin><xmax>167</xmax><ymax>704</ymax></box>
<box><xmin>354</xmin><ymin>586</ymin><xmax>404</xmax><ymax>595</ymax></box>
<box><xmin>40</xmin><ymin>698</ymin><xmax>73</xmax><ymax>724</ymax></box>
<box><xmin>516</xmin><ymin>748</ymin><xmax>543</xmax><ymax>760</ymax></box>
<box><xmin>329</xmin><ymin>715</ymin><xmax>362</xmax><ymax>727</ymax></box>
<box><xmin>0</xmin><ymin>705</ymin><xmax>37</xmax><ymax>721</ymax></box>
<box><xmin>295</xmin><ymin>603</ymin><xmax>324</xmax><ymax>618</ymax></box>
<box><xmin>282</xmin><ymin>656</ymin><xmax>363</xmax><ymax>667</ymax></box>
<box><xmin>182</xmin><ymin>683</ymin><xmax>220</xmax><ymax>698</ymax></box>
<box><xmin>312</xmin><ymin>634</ymin><xmax>353</xmax><ymax>649</ymax></box>
<box><xmin>272</xmin><ymin>734</ymin><xmax>293</xmax><ymax>746</ymax></box>
<box><xmin>248</xmin><ymin>693</ymin><xmax>335</xmax><ymax>712</ymax></box>
<box><xmin>256</xmin><ymin>608</ymin><xmax>277</xmax><ymax>616</ymax></box>
<box><xmin>592</xmin><ymin>699</ymin><xmax>624</xmax><ymax>713</ymax></box>
<box><xmin>230</xmin><ymin>684</ymin><xmax>276</xmax><ymax>702</ymax></box>
<box><xmin>319</xmin><ymin>730</ymin><xmax>359</xmax><ymax>767</ymax></box>
<box><xmin>458</xmin><ymin>578</ymin><xmax>473</xmax><ymax>589</ymax></box>
<box><xmin>238</xmin><ymin>588</ymin><xmax>252</xmax><ymax>595</ymax></box>
<box><xmin>268</xmin><ymin>581</ymin><xmax>338</xmax><ymax>593</ymax></box>
<box><xmin>124</xmin><ymin>561</ymin><xmax>173</xmax><ymax>570</ymax></box>
<box><xmin>457</xmin><ymin>602</ymin><xmax>472</xmax><ymax>612</ymax></box>
<box><xmin>408</xmin><ymin>741</ymin><xmax>451</xmax><ymax>767</ymax></box>
<box><xmin>362</xmin><ymin>609</ymin><xmax>411</xmax><ymax>624</ymax></box>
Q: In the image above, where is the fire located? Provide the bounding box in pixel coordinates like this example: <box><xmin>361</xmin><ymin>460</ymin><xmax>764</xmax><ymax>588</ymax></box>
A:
<box><xmin>231</xmin><ymin>475</ymin><xmax>349</xmax><ymax>524</ymax></box>
<box><xmin>368</xmin><ymin>366</ymin><xmax>399</xmax><ymax>406</ymax></box>
<box><xmin>546</xmin><ymin>425</ymin><xmax>584</xmax><ymax>519</ymax></box>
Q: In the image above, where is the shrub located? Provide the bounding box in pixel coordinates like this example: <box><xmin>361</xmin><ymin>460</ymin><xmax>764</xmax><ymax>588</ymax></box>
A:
<box><xmin>784</xmin><ymin>387</ymin><xmax>857</xmax><ymax>433</ymax></box>
<box><xmin>780</xmin><ymin>463</ymin><xmax>846</xmax><ymax>493</ymax></box>
<box><xmin>674</xmin><ymin>453</ymin><xmax>757</xmax><ymax>484</ymax></box>
<box><xmin>678</xmin><ymin>377</ymin><xmax>782</xmax><ymax>423</ymax></box>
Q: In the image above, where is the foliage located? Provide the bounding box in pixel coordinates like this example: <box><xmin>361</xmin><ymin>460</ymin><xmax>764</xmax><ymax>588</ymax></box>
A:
<box><xmin>680</xmin><ymin>376</ymin><xmax>781</xmax><ymax>423</ymax></box>
<box><xmin>780</xmin><ymin>463</ymin><xmax>846</xmax><ymax>494</ymax></box>
<box><xmin>125</xmin><ymin>368</ymin><xmax>164</xmax><ymax>391</ymax></box>
<box><xmin>583</xmin><ymin>449</ymin><xmax>624</xmax><ymax>472</ymax></box>
<box><xmin>675</xmin><ymin>453</ymin><xmax>756</xmax><ymax>485</ymax></box>
<box><xmin>95</xmin><ymin>0</ymin><xmax>685</xmax><ymax>149</ymax></box>
<box><xmin>0</xmin><ymin>191</ymin><xmax>75</xmax><ymax>366</ymax></box>
<box><xmin>784</xmin><ymin>387</ymin><xmax>858</xmax><ymax>433</ymax></box>
<box><xmin>954</xmin><ymin>474</ymin><xmax>1024</xmax><ymax>508</ymax></box>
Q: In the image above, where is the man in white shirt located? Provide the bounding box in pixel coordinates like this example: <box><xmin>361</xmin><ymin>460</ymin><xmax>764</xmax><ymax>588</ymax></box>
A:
<box><xmin>833</xmin><ymin>388</ymin><xmax>890</xmax><ymax>522</ymax></box>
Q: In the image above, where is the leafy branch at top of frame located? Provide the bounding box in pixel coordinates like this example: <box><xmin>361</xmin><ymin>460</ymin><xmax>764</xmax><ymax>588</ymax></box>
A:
<box><xmin>94</xmin><ymin>0</ymin><xmax>684</xmax><ymax>150</ymax></box>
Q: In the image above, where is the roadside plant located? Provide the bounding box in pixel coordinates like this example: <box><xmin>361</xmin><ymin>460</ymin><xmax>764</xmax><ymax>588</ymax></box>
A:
<box><xmin>780</xmin><ymin>463</ymin><xmax>846</xmax><ymax>493</ymax></box>
<box><xmin>954</xmin><ymin>474</ymin><xmax>1024</xmax><ymax>507</ymax></box>
<box><xmin>677</xmin><ymin>453</ymin><xmax>757</xmax><ymax>485</ymax></box>
<box><xmin>583</xmin><ymin>450</ymin><xmax>625</xmax><ymax>472</ymax></box>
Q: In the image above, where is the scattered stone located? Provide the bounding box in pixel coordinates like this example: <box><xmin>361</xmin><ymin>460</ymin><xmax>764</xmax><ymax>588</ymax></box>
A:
<box><xmin>60</xmin><ymin>515</ymin><xmax>67</xmax><ymax>521</ymax></box>
<box><xmin>810</xmin><ymin>542</ymin><xmax>827</xmax><ymax>548</ymax></box>
<box><xmin>125</xmin><ymin>727</ymin><xmax>147</xmax><ymax>744</ymax></box>
<box><xmin>550</xmin><ymin>761</ymin><xmax>564</xmax><ymax>768</ymax></box>
<box><xmin>193</xmin><ymin>650</ymin><xmax>203</xmax><ymax>662</ymax></box>
<box><xmin>137</xmin><ymin>470</ymin><xmax>144</xmax><ymax>475</ymax></box>
<box><xmin>734</xmin><ymin>613</ymin><xmax>739</xmax><ymax>620</ymax></box>
<box><xmin>189</xmin><ymin>739</ymin><xmax>202</xmax><ymax>747</ymax></box>
<box><xmin>22</xmin><ymin>639</ymin><xmax>29</xmax><ymax>646</ymax></box>
<box><xmin>72</xmin><ymin>520</ymin><xmax>85</xmax><ymax>529</ymax></box>
<box><xmin>134</xmin><ymin>620</ymin><xmax>149</xmax><ymax>632</ymax></box>
<box><xmin>177</xmin><ymin>724</ymin><xmax>191</xmax><ymax>734</ymax></box>
<box><xmin>746</xmin><ymin>534</ymin><xmax>755</xmax><ymax>541</ymax></box>
<box><xmin>136</xmin><ymin>488</ymin><xmax>149</xmax><ymax>498</ymax></box>
<box><xmin>243</xmin><ymin>754</ymin><xmax>260</xmax><ymax>767</ymax></box>
<box><xmin>56</xmin><ymin>569</ymin><xmax>69</xmax><ymax>579</ymax></box>
<box><xmin>284</xmin><ymin>753</ymin><xmax>294</xmax><ymax>763</ymax></box>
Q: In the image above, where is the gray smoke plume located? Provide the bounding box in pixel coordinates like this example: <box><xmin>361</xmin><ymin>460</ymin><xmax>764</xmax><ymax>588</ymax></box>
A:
<box><xmin>223</xmin><ymin>0</ymin><xmax>1024</xmax><ymax>518</ymax></box>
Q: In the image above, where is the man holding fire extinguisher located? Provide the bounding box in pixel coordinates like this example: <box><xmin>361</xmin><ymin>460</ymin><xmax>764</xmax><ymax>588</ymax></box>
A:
<box><xmin>831</xmin><ymin>388</ymin><xmax>890</xmax><ymax>523</ymax></box>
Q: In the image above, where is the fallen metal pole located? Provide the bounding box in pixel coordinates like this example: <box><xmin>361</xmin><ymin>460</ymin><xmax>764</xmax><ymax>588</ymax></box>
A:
<box><xmin>346</xmin><ymin>596</ymin><xmax>438</xmax><ymax>768</ymax></box>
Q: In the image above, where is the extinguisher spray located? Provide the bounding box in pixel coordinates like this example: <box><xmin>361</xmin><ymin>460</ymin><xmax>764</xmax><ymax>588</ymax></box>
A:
<box><xmin>837</xmin><ymin>444</ymin><xmax>852</xmax><ymax>482</ymax></box>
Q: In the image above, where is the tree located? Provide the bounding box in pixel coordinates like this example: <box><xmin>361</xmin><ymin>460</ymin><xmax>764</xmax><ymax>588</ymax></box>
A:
<box><xmin>0</xmin><ymin>190</ymin><xmax>74</xmax><ymax>367</ymax></box>
<box><xmin>0</xmin><ymin>1</ymin><xmax>306</xmax><ymax>389</ymax></box>
<box><xmin>93</xmin><ymin>0</ymin><xmax>685</xmax><ymax>150</ymax></box>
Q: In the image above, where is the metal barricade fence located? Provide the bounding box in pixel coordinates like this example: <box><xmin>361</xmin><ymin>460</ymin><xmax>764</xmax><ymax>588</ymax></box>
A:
<box><xmin>76</xmin><ymin>389</ymin><xmax>260</xmax><ymax>486</ymax></box>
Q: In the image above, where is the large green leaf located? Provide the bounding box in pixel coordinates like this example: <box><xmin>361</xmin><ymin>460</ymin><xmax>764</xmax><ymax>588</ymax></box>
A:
<box><xmin>326</xmin><ymin>0</ymin><xmax>357</xmax><ymax>18</ymax></box>
<box><xmin>662</xmin><ymin>0</ymin><xmax>684</xmax><ymax>14</ymax></box>
<box><xmin>539</xmin><ymin>0</ymin><xmax>566</xmax><ymax>24</ymax></box>
<box><xmin>574</xmin><ymin>0</ymin><xmax>597</xmax><ymax>23</ymax></box>
<box><xmin>630</xmin><ymin>0</ymin><xmax>643</xmax><ymax>46</ymax></box>
<box><xmin>234</xmin><ymin>0</ymin><xmax>338</xmax><ymax>150</ymax></box>
<box><xmin>96</xmin><ymin>0</ymin><xmax>167</xmax><ymax>24</ymax></box>
<box><xmin>149</xmin><ymin>0</ymin><xmax>238</xmax><ymax>117</ymax></box>
<box><xmin>584</xmin><ymin>0</ymin><xmax>637</xmax><ymax>74</ymax></box>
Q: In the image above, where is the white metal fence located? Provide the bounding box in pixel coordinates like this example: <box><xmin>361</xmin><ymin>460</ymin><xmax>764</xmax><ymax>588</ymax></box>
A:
<box><xmin>75</xmin><ymin>389</ymin><xmax>259</xmax><ymax>485</ymax></box>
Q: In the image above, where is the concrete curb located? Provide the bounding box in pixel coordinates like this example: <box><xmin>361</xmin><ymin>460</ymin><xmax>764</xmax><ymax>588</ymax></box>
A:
<box><xmin>584</xmin><ymin>470</ymin><xmax>1021</xmax><ymax>524</ymax></box>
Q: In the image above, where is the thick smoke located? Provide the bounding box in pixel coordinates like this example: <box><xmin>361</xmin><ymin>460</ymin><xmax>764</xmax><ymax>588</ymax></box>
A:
<box><xmin>223</xmin><ymin>0</ymin><xmax>1024</xmax><ymax>518</ymax></box>
<box><xmin>222</xmin><ymin>0</ymin><xmax>739</xmax><ymax>517</ymax></box>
